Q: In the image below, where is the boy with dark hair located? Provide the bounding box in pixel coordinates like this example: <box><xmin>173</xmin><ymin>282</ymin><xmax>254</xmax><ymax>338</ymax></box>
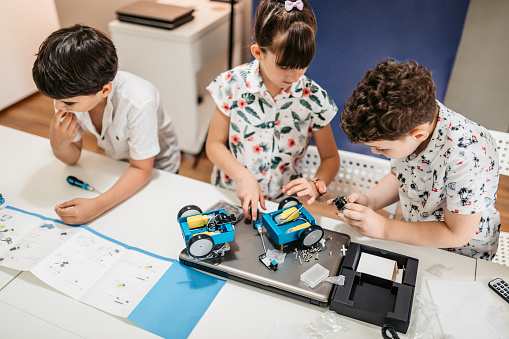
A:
<box><xmin>33</xmin><ymin>24</ymin><xmax>180</xmax><ymax>225</ymax></box>
<box><xmin>334</xmin><ymin>58</ymin><xmax>500</xmax><ymax>260</ymax></box>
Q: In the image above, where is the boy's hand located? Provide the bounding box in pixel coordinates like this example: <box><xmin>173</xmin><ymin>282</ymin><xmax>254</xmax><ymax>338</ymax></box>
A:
<box><xmin>345</xmin><ymin>192</ymin><xmax>371</xmax><ymax>208</ymax></box>
<box><xmin>335</xmin><ymin>203</ymin><xmax>388</xmax><ymax>239</ymax></box>
<box><xmin>236</xmin><ymin>172</ymin><xmax>266</xmax><ymax>221</ymax></box>
<box><xmin>326</xmin><ymin>192</ymin><xmax>371</xmax><ymax>211</ymax></box>
<box><xmin>50</xmin><ymin>110</ymin><xmax>78</xmax><ymax>149</ymax></box>
<box><xmin>282</xmin><ymin>178</ymin><xmax>319</xmax><ymax>205</ymax></box>
<box><xmin>55</xmin><ymin>198</ymin><xmax>104</xmax><ymax>225</ymax></box>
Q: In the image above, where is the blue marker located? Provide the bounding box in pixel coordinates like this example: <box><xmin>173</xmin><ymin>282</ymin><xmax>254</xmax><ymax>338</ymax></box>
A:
<box><xmin>66</xmin><ymin>176</ymin><xmax>100</xmax><ymax>193</ymax></box>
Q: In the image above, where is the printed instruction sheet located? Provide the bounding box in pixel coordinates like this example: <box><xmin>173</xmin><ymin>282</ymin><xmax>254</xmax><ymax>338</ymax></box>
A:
<box><xmin>0</xmin><ymin>207</ymin><xmax>81</xmax><ymax>271</ymax></box>
<box><xmin>0</xmin><ymin>206</ymin><xmax>226</xmax><ymax>338</ymax></box>
<box><xmin>31</xmin><ymin>229</ymin><xmax>172</xmax><ymax>317</ymax></box>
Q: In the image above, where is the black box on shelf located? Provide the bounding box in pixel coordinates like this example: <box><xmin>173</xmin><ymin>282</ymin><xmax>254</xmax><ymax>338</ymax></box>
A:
<box><xmin>116</xmin><ymin>1</ymin><xmax>194</xmax><ymax>30</ymax></box>
<box><xmin>330</xmin><ymin>242</ymin><xmax>419</xmax><ymax>333</ymax></box>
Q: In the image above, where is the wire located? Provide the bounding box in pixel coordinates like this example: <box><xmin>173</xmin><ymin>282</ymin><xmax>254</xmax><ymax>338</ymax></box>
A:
<box><xmin>381</xmin><ymin>324</ymin><xmax>400</xmax><ymax>339</ymax></box>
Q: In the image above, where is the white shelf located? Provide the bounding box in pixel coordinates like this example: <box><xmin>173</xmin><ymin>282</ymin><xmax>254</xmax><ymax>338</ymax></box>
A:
<box><xmin>109</xmin><ymin>0</ymin><xmax>243</xmax><ymax>155</ymax></box>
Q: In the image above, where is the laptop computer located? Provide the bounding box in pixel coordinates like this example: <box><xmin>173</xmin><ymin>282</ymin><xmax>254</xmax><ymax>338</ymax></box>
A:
<box><xmin>179</xmin><ymin>218</ymin><xmax>351</xmax><ymax>306</ymax></box>
<box><xmin>116</xmin><ymin>1</ymin><xmax>194</xmax><ymax>30</ymax></box>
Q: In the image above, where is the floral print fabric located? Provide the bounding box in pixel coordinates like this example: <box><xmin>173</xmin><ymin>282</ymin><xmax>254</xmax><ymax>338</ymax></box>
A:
<box><xmin>207</xmin><ymin>60</ymin><xmax>337</xmax><ymax>201</ymax></box>
<box><xmin>392</xmin><ymin>101</ymin><xmax>500</xmax><ymax>260</ymax></box>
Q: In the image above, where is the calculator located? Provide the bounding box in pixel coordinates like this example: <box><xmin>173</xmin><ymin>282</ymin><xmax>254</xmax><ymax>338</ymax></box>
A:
<box><xmin>488</xmin><ymin>278</ymin><xmax>509</xmax><ymax>304</ymax></box>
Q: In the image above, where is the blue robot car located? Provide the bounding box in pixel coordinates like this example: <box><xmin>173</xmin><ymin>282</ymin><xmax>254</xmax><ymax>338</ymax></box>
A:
<box><xmin>177</xmin><ymin>205</ymin><xmax>236</xmax><ymax>260</ymax></box>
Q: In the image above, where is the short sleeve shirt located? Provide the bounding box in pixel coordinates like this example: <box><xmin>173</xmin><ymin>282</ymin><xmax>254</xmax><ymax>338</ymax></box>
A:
<box><xmin>207</xmin><ymin>60</ymin><xmax>337</xmax><ymax>201</ymax></box>
<box><xmin>71</xmin><ymin>71</ymin><xmax>180</xmax><ymax>173</ymax></box>
<box><xmin>392</xmin><ymin>101</ymin><xmax>500</xmax><ymax>260</ymax></box>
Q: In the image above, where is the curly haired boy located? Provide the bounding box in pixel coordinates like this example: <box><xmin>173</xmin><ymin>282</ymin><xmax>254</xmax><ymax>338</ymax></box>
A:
<box><xmin>335</xmin><ymin>59</ymin><xmax>500</xmax><ymax>260</ymax></box>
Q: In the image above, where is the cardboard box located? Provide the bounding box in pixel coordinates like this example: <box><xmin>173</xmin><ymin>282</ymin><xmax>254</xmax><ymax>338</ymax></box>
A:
<box><xmin>330</xmin><ymin>242</ymin><xmax>418</xmax><ymax>333</ymax></box>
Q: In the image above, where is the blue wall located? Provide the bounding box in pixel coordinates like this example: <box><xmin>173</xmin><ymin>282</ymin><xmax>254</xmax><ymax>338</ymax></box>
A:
<box><xmin>251</xmin><ymin>0</ymin><xmax>470</xmax><ymax>155</ymax></box>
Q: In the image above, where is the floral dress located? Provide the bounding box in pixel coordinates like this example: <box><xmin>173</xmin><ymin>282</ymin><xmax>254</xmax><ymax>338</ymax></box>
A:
<box><xmin>392</xmin><ymin>101</ymin><xmax>500</xmax><ymax>260</ymax></box>
<box><xmin>207</xmin><ymin>60</ymin><xmax>337</xmax><ymax>201</ymax></box>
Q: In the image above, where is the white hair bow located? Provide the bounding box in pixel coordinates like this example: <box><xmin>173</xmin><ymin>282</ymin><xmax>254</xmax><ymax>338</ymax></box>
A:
<box><xmin>285</xmin><ymin>0</ymin><xmax>303</xmax><ymax>12</ymax></box>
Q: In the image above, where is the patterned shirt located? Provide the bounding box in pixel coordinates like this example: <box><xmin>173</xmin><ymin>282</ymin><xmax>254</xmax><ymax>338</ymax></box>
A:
<box><xmin>392</xmin><ymin>101</ymin><xmax>500</xmax><ymax>260</ymax></box>
<box><xmin>207</xmin><ymin>60</ymin><xmax>337</xmax><ymax>201</ymax></box>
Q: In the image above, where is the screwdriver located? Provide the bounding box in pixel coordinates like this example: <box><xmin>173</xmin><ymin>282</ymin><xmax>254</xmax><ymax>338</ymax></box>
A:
<box><xmin>66</xmin><ymin>176</ymin><xmax>102</xmax><ymax>194</ymax></box>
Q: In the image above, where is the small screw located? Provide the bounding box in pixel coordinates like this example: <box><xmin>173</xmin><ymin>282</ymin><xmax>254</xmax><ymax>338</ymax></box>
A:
<box><xmin>329</xmin><ymin>251</ymin><xmax>333</xmax><ymax>256</ymax></box>
<box><xmin>315</xmin><ymin>253</ymin><xmax>319</xmax><ymax>260</ymax></box>
<box><xmin>299</xmin><ymin>256</ymin><xmax>303</xmax><ymax>265</ymax></box>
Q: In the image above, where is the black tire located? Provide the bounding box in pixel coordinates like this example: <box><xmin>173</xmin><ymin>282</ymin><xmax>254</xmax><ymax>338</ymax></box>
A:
<box><xmin>299</xmin><ymin>224</ymin><xmax>324</xmax><ymax>248</ymax></box>
<box><xmin>177</xmin><ymin>205</ymin><xmax>202</xmax><ymax>220</ymax></box>
<box><xmin>278</xmin><ymin>197</ymin><xmax>300</xmax><ymax>210</ymax></box>
<box><xmin>186</xmin><ymin>233</ymin><xmax>215</xmax><ymax>259</ymax></box>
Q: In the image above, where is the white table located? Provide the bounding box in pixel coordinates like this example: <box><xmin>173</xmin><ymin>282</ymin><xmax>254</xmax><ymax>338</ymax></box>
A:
<box><xmin>0</xmin><ymin>301</ymin><xmax>83</xmax><ymax>339</ymax></box>
<box><xmin>476</xmin><ymin>258</ymin><xmax>509</xmax><ymax>295</ymax></box>
<box><xmin>109</xmin><ymin>0</ymin><xmax>244</xmax><ymax>155</ymax></box>
<box><xmin>0</xmin><ymin>126</ymin><xmax>480</xmax><ymax>338</ymax></box>
<box><xmin>0</xmin><ymin>266</ymin><xmax>19</xmax><ymax>289</ymax></box>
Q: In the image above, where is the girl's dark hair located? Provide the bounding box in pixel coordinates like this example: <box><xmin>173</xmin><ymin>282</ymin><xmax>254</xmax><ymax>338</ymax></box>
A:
<box><xmin>32</xmin><ymin>24</ymin><xmax>118</xmax><ymax>99</ymax></box>
<box><xmin>340</xmin><ymin>59</ymin><xmax>438</xmax><ymax>142</ymax></box>
<box><xmin>253</xmin><ymin>0</ymin><xmax>316</xmax><ymax>69</ymax></box>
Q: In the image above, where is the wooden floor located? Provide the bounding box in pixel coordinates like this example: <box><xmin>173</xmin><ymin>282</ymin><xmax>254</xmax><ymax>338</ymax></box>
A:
<box><xmin>1</xmin><ymin>92</ymin><xmax>508</xmax><ymax>232</ymax></box>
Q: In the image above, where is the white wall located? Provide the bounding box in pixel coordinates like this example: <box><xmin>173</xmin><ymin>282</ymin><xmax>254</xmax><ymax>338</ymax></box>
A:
<box><xmin>53</xmin><ymin>0</ymin><xmax>253</xmax><ymax>63</ymax></box>
<box><xmin>53</xmin><ymin>0</ymin><xmax>145</xmax><ymax>37</ymax></box>
<box><xmin>0</xmin><ymin>0</ymin><xmax>60</xmax><ymax>110</ymax></box>
<box><xmin>4</xmin><ymin>0</ymin><xmax>507</xmax><ymax>130</ymax></box>
<box><xmin>444</xmin><ymin>0</ymin><xmax>509</xmax><ymax>133</ymax></box>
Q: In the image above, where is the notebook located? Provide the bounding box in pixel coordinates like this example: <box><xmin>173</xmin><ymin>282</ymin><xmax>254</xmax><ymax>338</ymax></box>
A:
<box><xmin>179</xmin><ymin>219</ymin><xmax>351</xmax><ymax>306</ymax></box>
<box><xmin>116</xmin><ymin>1</ymin><xmax>194</xmax><ymax>30</ymax></box>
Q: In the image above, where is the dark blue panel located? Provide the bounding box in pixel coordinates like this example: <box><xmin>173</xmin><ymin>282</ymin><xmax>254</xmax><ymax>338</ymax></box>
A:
<box><xmin>251</xmin><ymin>0</ymin><xmax>470</xmax><ymax>155</ymax></box>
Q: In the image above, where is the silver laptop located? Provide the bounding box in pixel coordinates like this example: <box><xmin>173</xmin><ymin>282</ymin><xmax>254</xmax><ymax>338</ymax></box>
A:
<box><xmin>116</xmin><ymin>1</ymin><xmax>194</xmax><ymax>30</ymax></box>
<box><xmin>179</xmin><ymin>218</ymin><xmax>351</xmax><ymax>306</ymax></box>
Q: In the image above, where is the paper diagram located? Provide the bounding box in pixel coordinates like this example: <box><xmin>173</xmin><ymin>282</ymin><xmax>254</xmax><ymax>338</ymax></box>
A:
<box><xmin>31</xmin><ymin>229</ymin><xmax>172</xmax><ymax>317</ymax></box>
<box><xmin>0</xmin><ymin>208</ymin><xmax>81</xmax><ymax>271</ymax></box>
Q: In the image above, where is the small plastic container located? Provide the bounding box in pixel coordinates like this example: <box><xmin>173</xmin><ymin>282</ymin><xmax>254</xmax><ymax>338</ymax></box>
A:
<box><xmin>301</xmin><ymin>263</ymin><xmax>330</xmax><ymax>288</ymax></box>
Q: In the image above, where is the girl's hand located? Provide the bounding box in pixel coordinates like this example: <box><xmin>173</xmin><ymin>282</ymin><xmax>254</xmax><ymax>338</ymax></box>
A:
<box><xmin>335</xmin><ymin>202</ymin><xmax>388</xmax><ymax>239</ymax></box>
<box><xmin>236</xmin><ymin>172</ymin><xmax>266</xmax><ymax>221</ymax></box>
<box><xmin>282</xmin><ymin>178</ymin><xmax>319</xmax><ymax>205</ymax></box>
<box><xmin>50</xmin><ymin>110</ymin><xmax>78</xmax><ymax>150</ymax></box>
<box><xmin>55</xmin><ymin>198</ymin><xmax>104</xmax><ymax>225</ymax></box>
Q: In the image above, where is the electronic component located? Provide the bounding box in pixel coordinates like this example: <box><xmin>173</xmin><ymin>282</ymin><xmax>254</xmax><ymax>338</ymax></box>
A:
<box><xmin>186</xmin><ymin>212</ymin><xmax>236</xmax><ymax>231</ymax></box>
<box><xmin>333</xmin><ymin>195</ymin><xmax>350</xmax><ymax>213</ymax></box>
<box><xmin>259</xmin><ymin>253</ymin><xmax>278</xmax><ymax>271</ymax></box>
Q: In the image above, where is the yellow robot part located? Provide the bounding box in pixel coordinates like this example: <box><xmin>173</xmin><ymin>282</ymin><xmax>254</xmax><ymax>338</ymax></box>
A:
<box><xmin>286</xmin><ymin>222</ymin><xmax>311</xmax><ymax>233</ymax></box>
<box><xmin>279</xmin><ymin>207</ymin><xmax>300</xmax><ymax>222</ymax></box>
<box><xmin>186</xmin><ymin>214</ymin><xmax>209</xmax><ymax>229</ymax></box>
<box><xmin>192</xmin><ymin>231</ymin><xmax>215</xmax><ymax>237</ymax></box>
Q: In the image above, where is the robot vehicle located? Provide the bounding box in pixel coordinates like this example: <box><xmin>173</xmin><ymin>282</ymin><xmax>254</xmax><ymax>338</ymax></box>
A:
<box><xmin>177</xmin><ymin>205</ymin><xmax>236</xmax><ymax>260</ymax></box>
<box><xmin>253</xmin><ymin>197</ymin><xmax>324</xmax><ymax>250</ymax></box>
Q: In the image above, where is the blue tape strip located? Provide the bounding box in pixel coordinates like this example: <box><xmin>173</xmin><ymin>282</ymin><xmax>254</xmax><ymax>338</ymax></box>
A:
<box><xmin>5</xmin><ymin>204</ymin><xmax>223</xmax><ymax>338</ymax></box>
<box><xmin>4</xmin><ymin>205</ymin><xmax>175</xmax><ymax>262</ymax></box>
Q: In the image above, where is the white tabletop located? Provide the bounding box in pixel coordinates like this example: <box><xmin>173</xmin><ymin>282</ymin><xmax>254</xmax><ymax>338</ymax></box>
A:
<box><xmin>476</xmin><ymin>257</ymin><xmax>509</xmax><ymax>285</ymax></box>
<box><xmin>0</xmin><ymin>126</ymin><xmax>481</xmax><ymax>338</ymax></box>
<box><xmin>0</xmin><ymin>266</ymin><xmax>19</xmax><ymax>289</ymax></box>
<box><xmin>0</xmin><ymin>300</ymin><xmax>83</xmax><ymax>339</ymax></box>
